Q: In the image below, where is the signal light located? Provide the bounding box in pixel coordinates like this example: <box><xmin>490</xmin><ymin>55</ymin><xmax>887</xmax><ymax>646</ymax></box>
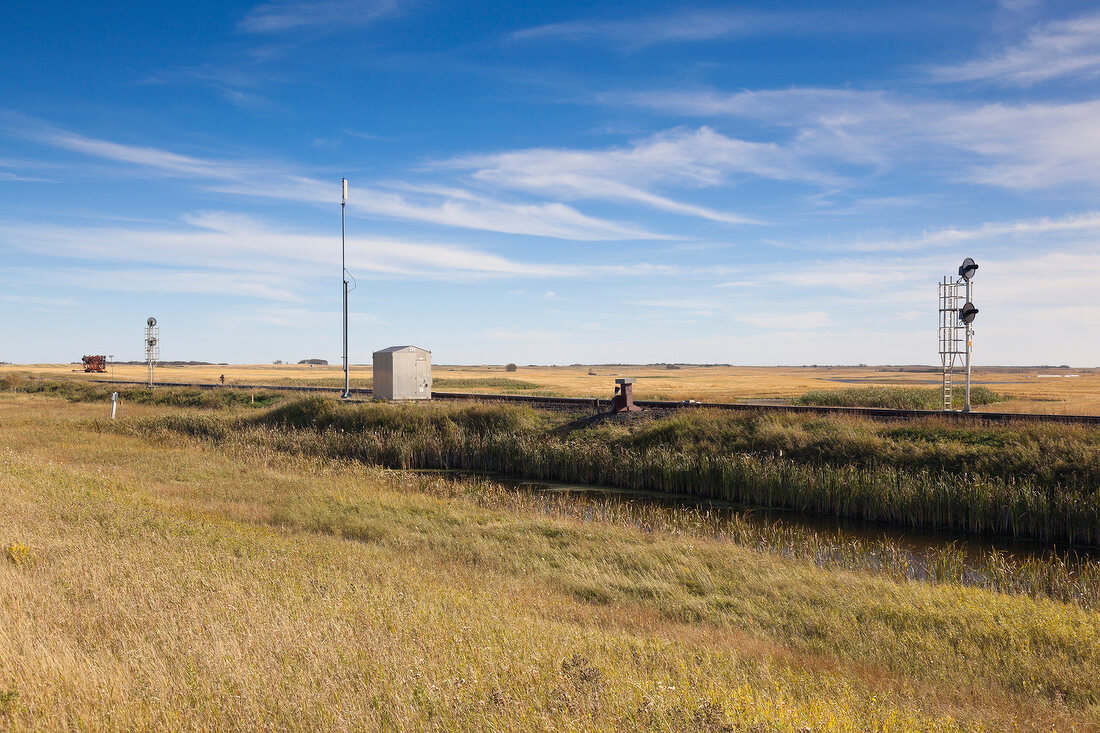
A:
<box><xmin>958</xmin><ymin>257</ymin><xmax>978</xmax><ymax>280</ymax></box>
<box><xmin>959</xmin><ymin>302</ymin><xmax>978</xmax><ymax>324</ymax></box>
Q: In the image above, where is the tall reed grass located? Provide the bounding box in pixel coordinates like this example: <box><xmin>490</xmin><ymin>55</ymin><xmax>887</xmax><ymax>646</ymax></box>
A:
<box><xmin>401</xmin><ymin>471</ymin><xmax>1100</xmax><ymax>612</ymax></box>
<box><xmin>126</xmin><ymin>397</ymin><xmax>1100</xmax><ymax>545</ymax></box>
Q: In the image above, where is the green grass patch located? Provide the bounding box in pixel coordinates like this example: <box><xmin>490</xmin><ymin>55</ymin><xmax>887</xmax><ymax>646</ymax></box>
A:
<box><xmin>432</xmin><ymin>377</ymin><xmax>541</xmax><ymax>391</ymax></box>
<box><xmin>792</xmin><ymin>385</ymin><xmax>1008</xmax><ymax>410</ymax></box>
<box><xmin>263</xmin><ymin>376</ymin><xmax>544</xmax><ymax>391</ymax></box>
<box><xmin>8</xmin><ymin>377</ymin><xmax>286</xmax><ymax>409</ymax></box>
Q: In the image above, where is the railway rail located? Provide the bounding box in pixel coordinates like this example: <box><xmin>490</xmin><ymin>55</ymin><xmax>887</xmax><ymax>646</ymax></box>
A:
<box><xmin>44</xmin><ymin>377</ymin><xmax>1100</xmax><ymax>426</ymax></box>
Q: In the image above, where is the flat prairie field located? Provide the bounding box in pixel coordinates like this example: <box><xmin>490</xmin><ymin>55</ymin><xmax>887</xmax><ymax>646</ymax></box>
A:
<box><xmin>2</xmin><ymin>392</ymin><xmax>1100</xmax><ymax>731</ymax></box>
<box><xmin>10</xmin><ymin>362</ymin><xmax>1100</xmax><ymax>414</ymax></box>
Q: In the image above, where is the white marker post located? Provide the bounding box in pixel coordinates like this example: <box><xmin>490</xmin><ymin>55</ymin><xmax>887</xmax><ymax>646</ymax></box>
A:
<box><xmin>111</xmin><ymin>391</ymin><xmax>119</xmax><ymax>419</ymax></box>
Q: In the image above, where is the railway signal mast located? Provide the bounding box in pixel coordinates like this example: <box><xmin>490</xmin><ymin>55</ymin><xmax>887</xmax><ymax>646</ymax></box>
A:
<box><xmin>938</xmin><ymin>259</ymin><xmax>979</xmax><ymax>412</ymax></box>
<box><xmin>144</xmin><ymin>316</ymin><xmax>160</xmax><ymax>388</ymax></box>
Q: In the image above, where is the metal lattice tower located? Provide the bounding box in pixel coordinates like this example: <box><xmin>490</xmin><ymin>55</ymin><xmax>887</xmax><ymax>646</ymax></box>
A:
<box><xmin>938</xmin><ymin>261</ymin><xmax>977</xmax><ymax>412</ymax></box>
<box><xmin>938</xmin><ymin>278</ymin><xmax>965</xmax><ymax>411</ymax></box>
<box><xmin>144</xmin><ymin>317</ymin><xmax>160</xmax><ymax>388</ymax></box>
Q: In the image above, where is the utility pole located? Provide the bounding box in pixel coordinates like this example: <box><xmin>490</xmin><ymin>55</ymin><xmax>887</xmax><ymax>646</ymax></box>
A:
<box><xmin>341</xmin><ymin>178</ymin><xmax>350</xmax><ymax>399</ymax></box>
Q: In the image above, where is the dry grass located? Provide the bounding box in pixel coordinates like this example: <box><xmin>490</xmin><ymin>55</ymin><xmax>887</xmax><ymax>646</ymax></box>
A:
<box><xmin>11</xmin><ymin>362</ymin><xmax>1100</xmax><ymax>414</ymax></box>
<box><xmin>2</xmin><ymin>394</ymin><xmax>1099</xmax><ymax>730</ymax></box>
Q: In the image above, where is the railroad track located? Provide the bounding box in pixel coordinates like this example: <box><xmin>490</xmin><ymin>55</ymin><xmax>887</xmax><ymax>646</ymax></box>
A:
<box><xmin>46</xmin><ymin>377</ymin><xmax>1100</xmax><ymax>426</ymax></box>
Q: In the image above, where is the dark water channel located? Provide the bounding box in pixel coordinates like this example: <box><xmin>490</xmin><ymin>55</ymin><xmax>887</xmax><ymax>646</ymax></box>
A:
<box><xmin>415</xmin><ymin>470</ymin><xmax>1100</xmax><ymax>570</ymax></box>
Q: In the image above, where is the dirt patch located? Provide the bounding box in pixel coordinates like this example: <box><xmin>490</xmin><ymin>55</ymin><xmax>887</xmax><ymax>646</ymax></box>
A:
<box><xmin>552</xmin><ymin>409</ymin><xmax>664</xmax><ymax>437</ymax></box>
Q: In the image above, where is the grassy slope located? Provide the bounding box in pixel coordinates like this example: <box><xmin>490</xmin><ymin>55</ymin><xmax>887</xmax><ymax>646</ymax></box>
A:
<box><xmin>2</xmin><ymin>395</ymin><xmax>1099</xmax><ymax>731</ymax></box>
<box><xmin>9</xmin><ymin>382</ymin><xmax>1100</xmax><ymax>540</ymax></box>
<box><xmin>140</xmin><ymin>396</ymin><xmax>1100</xmax><ymax>543</ymax></box>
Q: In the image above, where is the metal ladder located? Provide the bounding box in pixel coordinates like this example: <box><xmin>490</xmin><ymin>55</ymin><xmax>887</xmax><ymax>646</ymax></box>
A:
<box><xmin>938</xmin><ymin>278</ymin><xmax>962</xmax><ymax>411</ymax></box>
<box><xmin>942</xmin><ymin>368</ymin><xmax>953</xmax><ymax>411</ymax></box>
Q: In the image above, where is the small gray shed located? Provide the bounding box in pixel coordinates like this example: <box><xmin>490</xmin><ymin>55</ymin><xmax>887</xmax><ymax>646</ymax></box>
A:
<box><xmin>372</xmin><ymin>345</ymin><xmax>431</xmax><ymax>400</ymax></box>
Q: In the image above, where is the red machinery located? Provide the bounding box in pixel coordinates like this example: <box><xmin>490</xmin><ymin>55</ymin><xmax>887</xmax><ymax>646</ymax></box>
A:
<box><xmin>82</xmin><ymin>355</ymin><xmax>107</xmax><ymax>373</ymax></box>
<box><xmin>611</xmin><ymin>378</ymin><xmax>641</xmax><ymax>413</ymax></box>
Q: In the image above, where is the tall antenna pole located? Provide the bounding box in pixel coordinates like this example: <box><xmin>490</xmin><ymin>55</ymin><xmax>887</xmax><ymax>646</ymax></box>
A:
<box><xmin>341</xmin><ymin>178</ymin><xmax>350</xmax><ymax>399</ymax></box>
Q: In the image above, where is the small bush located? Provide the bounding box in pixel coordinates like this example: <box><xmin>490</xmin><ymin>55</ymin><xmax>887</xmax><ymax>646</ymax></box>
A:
<box><xmin>4</xmin><ymin>542</ymin><xmax>31</xmax><ymax>566</ymax></box>
<box><xmin>504</xmin><ymin>363</ymin><xmax>518</xmax><ymax>372</ymax></box>
<box><xmin>0</xmin><ymin>373</ymin><xmax>27</xmax><ymax>391</ymax></box>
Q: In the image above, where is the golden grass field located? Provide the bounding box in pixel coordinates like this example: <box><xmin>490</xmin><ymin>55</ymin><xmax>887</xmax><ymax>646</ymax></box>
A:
<box><xmin>3</xmin><ymin>393</ymin><xmax>1100</xmax><ymax>730</ymax></box>
<box><xmin>10</xmin><ymin>361</ymin><xmax>1100</xmax><ymax>414</ymax></box>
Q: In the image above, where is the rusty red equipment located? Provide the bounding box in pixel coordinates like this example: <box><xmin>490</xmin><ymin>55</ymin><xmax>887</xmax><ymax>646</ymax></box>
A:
<box><xmin>82</xmin><ymin>355</ymin><xmax>107</xmax><ymax>372</ymax></box>
<box><xmin>611</xmin><ymin>377</ymin><xmax>641</xmax><ymax>413</ymax></box>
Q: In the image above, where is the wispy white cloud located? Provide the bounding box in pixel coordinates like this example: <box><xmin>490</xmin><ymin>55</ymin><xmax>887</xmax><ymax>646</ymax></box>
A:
<box><xmin>440</xmin><ymin>127</ymin><xmax>841</xmax><ymax>225</ymax></box>
<box><xmin>511</xmin><ymin>10</ymin><xmax>773</xmax><ymax>47</ymax></box>
<box><xmin>823</xmin><ymin>211</ymin><xmax>1100</xmax><ymax>253</ymax></box>
<box><xmin>8</xmin><ymin>118</ymin><xmax>663</xmax><ymax>241</ymax></box>
<box><xmin>0</xmin><ymin>212</ymin><xmax>715</xmax><ymax>299</ymax></box>
<box><xmin>616</xmin><ymin>87</ymin><xmax>890</xmax><ymax>121</ymax></box>
<box><xmin>615</xmin><ymin>87</ymin><xmax>1100</xmax><ymax>190</ymax></box>
<box><xmin>0</xmin><ymin>171</ymin><xmax>51</xmax><ymax>182</ymax></box>
<box><xmin>0</xmin><ymin>215</ymin><xmax>591</xmax><ymax>283</ymax></box>
<box><xmin>611</xmin><ymin>88</ymin><xmax>914</xmax><ymax>170</ymax></box>
<box><xmin>929</xmin><ymin>11</ymin><xmax>1100</xmax><ymax>85</ymax></box>
<box><xmin>630</xmin><ymin>298</ymin><xmax>720</xmax><ymax>318</ymax></box>
<box><xmin>30</xmin><ymin>125</ymin><xmax>257</xmax><ymax>180</ymax></box>
<box><xmin>737</xmin><ymin>311</ymin><xmax>830</xmax><ymax>331</ymax></box>
<box><xmin>238</xmin><ymin>177</ymin><xmax>664</xmax><ymax>240</ymax></box>
<box><xmin>934</xmin><ymin>100</ymin><xmax>1100</xmax><ymax>189</ymax></box>
<box><xmin>239</xmin><ymin>0</ymin><xmax>401</xmax><ymax>34</ymax></box>
<box><xmin>221</xmin><ymin>305</ymin><xmax>378</xmax><ymax>329</ymax></box>
<box><xmin>0</xmin><ymin>293</ymin><xmax>75</xmax><ymax>308</ymax></box>
<box><xmin>143</xmin><ymin>65</ymin><xmax>282</xmax><ymax>109</ymax></box>
<box><xmin>482</xmin><ymin>327</ymin><xmax>577</xmax><ymax>342</ymax></box>
<box><xmin>717</xmin><ymin>249</ymin><xmax>1100</xmax><ymax>316</ymax></box>
<box><xmin>630</xmin><ymin>294</ymin><xmax>830</xmax><ymax>331</ymax></box>
<box><xmin>74</xmin><ymin>268</ymin><xmax>303</xmax><ymax>301</ymax></box>
<box><xmin>510</xmin><ymin>8</ymin><xmax>876</xmax><ymax>49</ymax></box>
<box><xmin>346</xmin><ymin>187</ymin><xmax>664</xmax><ymax>240</ymax></box>
<box><xmin>3</xmin><ymin>264</ymin><xmax>304</xmax><ymax>302</ymax></box>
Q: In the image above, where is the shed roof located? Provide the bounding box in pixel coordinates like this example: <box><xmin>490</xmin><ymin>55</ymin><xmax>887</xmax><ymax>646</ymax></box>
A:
<box><xmin>373</xmin><ymin>345</ymin><xmax>431</xmax><ymax>355</ymax></box>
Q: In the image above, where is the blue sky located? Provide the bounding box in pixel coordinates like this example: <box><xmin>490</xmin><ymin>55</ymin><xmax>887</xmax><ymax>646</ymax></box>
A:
<box><xmin>2</xmin><ymin>0</ymin><xmax>1099</xmax><ymax>365</ymax></box>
